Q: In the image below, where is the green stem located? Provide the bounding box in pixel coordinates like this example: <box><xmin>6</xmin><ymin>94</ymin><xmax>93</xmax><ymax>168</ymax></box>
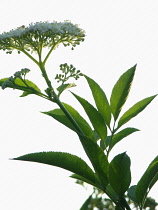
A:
<box><xmin>104</xmin><ymin>189</ymin><xmax>124</xmax><ymax>210</ymax></box>
<box><xmin>53</xmin><ymin>92</ymin><xmax>84</xmax><ymax>135</ymax></box>
<box><xmin>121</xmin><ymin>197</ymin><xmax>132</xmax><ymax>210</ymax></box>
<box><xmin>38</xmin><ymin>62</ymin><xmax>52</xmax><ymax>89</ymax></box>
<box><xmin>43</xmin><ymin>42</ymin><xmax>59</xmax><ymax>65</ymax></box>
<box><xmin>107</xmin><ymin>120</ymin><xmax>116</xmax><ymax>157</ymax></box>
<box><xmin>21</xmin><ymin>49</ymin><xmax>39</xmax><ymax>65</ymax></box>
<box><xmin>33</xmin><ymin>48</ymin><xmax>85</xmax><ymax>135</ymax></box>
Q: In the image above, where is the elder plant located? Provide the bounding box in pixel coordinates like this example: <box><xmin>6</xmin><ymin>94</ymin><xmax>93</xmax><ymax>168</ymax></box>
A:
<box><xmin>0</xmin><ymin>21</ymin><xmax>157</xmax><ymax>210</ymax></box>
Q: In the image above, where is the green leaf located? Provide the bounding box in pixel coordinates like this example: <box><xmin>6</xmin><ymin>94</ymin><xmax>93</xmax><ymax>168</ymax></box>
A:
<box><xmin>72</xmin><ymin>92</ymin><xmax>107</xmax><ymax>141</ymax></box>
<box><xmin>0</xmin><ymin>78</ymin><xmax>8</xmax><ymax>85</ymax></box>
<box><xmin>57</xmin><ymin>83</ymin><xmax>76</xmax><ymax>95</ymax></box>
<box><xmin>20</xmin><ymin>79</ymin><xmax>41</xmax><ymax>97</ymax></box>
<box><xmin>14</xmin><ymin>78</ymin><xmax>27</xmax><ymax>87</ymax></box>
<box><xmin>42</xmin><ymin>103</ymin><xmax>94</xmax><ymax>139</ymax></box>
<box><xmin>117</xmin><ymin>95</ymin><xmax>157</xmax><ymax>129</ymax></box>
<box><xmin>103</xmin><ymin>136</ymin><xmax>111</xmax><ymax>150</ymax></box>
<box><xmin>0</xmin><ymin>77</ymin><xmax>41</xmax><ymax>96</ymax></box>
<box><xmin>13</xmin><ymin>151</ymin><xmax>96</xmax><ymax>185</ymax></box>
<box><xmin>0</xmin><ymin>78</ymin><xmax>23</xmax><ymax>90</ymax></box>
<box><xmin>93</xmin><ymin>130</ymin><xmax>100</xmax><ymax>142</ymax></box>
<box><xmin>109</xmin><ymin>127</ymin><xmax>139</xmax><ymax>151</ymax></box>
<box><xmin>43</xmin><ymin>108</ymin><xmax>75</xmax><ymax>129</ymax></box>
<box><xmin>127</xmin><ymin>185</ymin><xmax>139</xmax><ymax>204</ymax></box>
<box><xmin>84</xmin><ymin>75</ymin><xmax>111</xmax><ymax>127</ymax></box>
<box><xmin>78</xmin><ymin>134</ymin><xmax>109</xmax><ymax>189</ymax></box>
<box><xmin>108</xmin><ymin>152</ymin><xmax>131</xmax><ymax>196</ymax></box>
<box><xmin>136</xmin><ymin>156</ymin><xmax>158</xmax><ymax>206</ymax></box>
<box><xmin>148</xmin><ymin>173</ymin><xmax>158</xmax><ymax>191</ymax></box>
<box><xmin>110</xmin><ymin>65</ymin><xmax>136</xmax><ymax>120</ymax></box>
<box><xmin>106</xmin><ymin>184</ymin><xmax>119</xmax><ymax>201</ymax></box>
<box><xmin>80</xmin><ymin>195</ymin><xmax>92</xmax><ymax>210</ymax></box>
<box><xmin>70</xmin><ymin>174</ymin><xmax>101</xmax><ymax>188</ymax></box>
<box><xmin>100</xmin><ymin>139</ymin><xmax>107</xmax><ymax>150</ymax></box>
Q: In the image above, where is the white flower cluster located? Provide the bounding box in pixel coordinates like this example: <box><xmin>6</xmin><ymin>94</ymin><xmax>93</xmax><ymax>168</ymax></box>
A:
<box><xmin>0</xmin><ymin>26</ymin><xmax>26</xmax><ymax>39</ymax></box>
<box><xmin>0</xmin><ymin>21</ymin><xmax>85</xmax><ymax>54</ymax></box>
<box><xmin>28</xmin><ymin>21</ymin><xmax>84</xmax><ymax>36</ymax></box>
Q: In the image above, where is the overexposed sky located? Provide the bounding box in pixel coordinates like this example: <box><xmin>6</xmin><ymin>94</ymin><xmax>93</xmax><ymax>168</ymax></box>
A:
<box><xmin>0</xmin><ymin>1</ymin><xmax>158</xmax><ymax>209</ymax></box>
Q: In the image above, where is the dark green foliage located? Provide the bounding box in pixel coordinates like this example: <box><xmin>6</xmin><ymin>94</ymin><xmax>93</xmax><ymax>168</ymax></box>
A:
<box><xmin>70</xmin><ymin>174</ymin><xmax>101</xmax><ymax>188</ymax></box>
<box><xmin>108</xmin><ymin>128</ymin><xmax>139</xmax><ymax>152</ymax></box>
<box><xmin>117</xmin><ymin>95</ymin><xmax>157</xmax><ymax>129</ymax></box>
<box><xmin>71</xmin><ymin>92</ymin><xmax>107</xmax><ymax>141</ymax></box>
<box><xmin>80</xmin><ymin>186</ymin><xmax>157</xmax><ymax>210</ymax></box>
<box><xmin>80</xmin><ymin>195</ymin><xmax>92</xmax><ymax>210</ymax></box>
<box><xmin>108</xmin><ymin>152</ymin><xmax>131</xmax><ymax>196</ymax></box>
<box><xmin>80</xmin><ymin>187</ymin><xmax>116</xmax><ymax>210</ymax></box>
<box><xmin>13</xmin><ymin>152</ymin><xmax>96</xmax><ymax>185</ymax></box>
<box><xmin>42</xmin><ymin>103</ymin><xmax>94</xmax><ymax>139</ymax></box>
<box><xmin>78</xmin><ymin>134</ymin><xmax>109</xmax><ymax>190</ymax></box>
<box><xmin>3</xmin><ymin>64</ymin><xmax>157</xmax><ymax>210</ymax></box>
<box><xmin>110</xmin><ymin>65</ymin><xmax>136</xmax><ymax>120</ymax></box>
<box><xmin>127</xmin><ymin>185</ymin><xmax>139</xmax><ymax>205</ymax></box>
<box><xmin>136</xmin><ymin>156</ymin><xmax>158</xmax><ymax>207</ymax></box>
<box><xmin>0</xmin><ymin>22</ymin><xmax>157</xmax><ymax>210</ymax></box>
<box><xmin>144</xmin><ymin>197</ymin><xmax>158</xmax><ymax>210</ymax></box>
<box><xmin>84</xmin><ymin>75</ymin><xmax>111</xmax><ymax>127</ymax></box>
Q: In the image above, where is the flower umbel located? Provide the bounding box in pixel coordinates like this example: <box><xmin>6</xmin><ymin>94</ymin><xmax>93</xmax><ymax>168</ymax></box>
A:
<box><xmin>0</xmin><ymin>21</ymin><xmax>85</xmax><ymax>99</ymax></box>
<box><xmin>0</xmin><ymin>21</ymin><xmax>85</xmax><ymax>58</ymax></box>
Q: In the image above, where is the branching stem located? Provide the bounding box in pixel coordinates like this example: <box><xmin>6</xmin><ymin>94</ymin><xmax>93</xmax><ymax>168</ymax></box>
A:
<box><xmin>53</xmin><ymin>91</ymin><xmax>84</xmax><ymax>135</ymax></box>
<box><xmin>21</xmin><ymin>49</ymin><xmax>39</xmax><ymax>65</ymax></box>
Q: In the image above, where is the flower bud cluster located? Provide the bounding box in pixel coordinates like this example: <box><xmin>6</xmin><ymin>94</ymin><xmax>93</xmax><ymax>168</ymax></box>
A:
<box><xmin>0</xmin><ymin>21</ymin><xmax>85</xmax><ymax>54</ymax></box>
<box><xmin>1</xmin><ymin>68</ymin><xmax>31</xmax><ymax>89</ymax></box>
<box><xmin>55</xmin><ymin>63</ymin><xmax>83</xmax><ymax>83</ymax></box>
<box><xmin>14</xmin><ymin>68</ymin><xmax>30</xmax><ymax>78</ymax></box>
<box><xmin>1</xmin><ymin>77</ymin><xmax>14</xmax><ymax>89</ymax></box>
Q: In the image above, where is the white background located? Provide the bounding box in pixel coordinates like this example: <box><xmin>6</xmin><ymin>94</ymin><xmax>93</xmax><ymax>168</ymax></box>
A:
<box><xmin>0</xmin><ymin>1</ymin><xmax>158</xmax><ymax>209</ymax></box>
